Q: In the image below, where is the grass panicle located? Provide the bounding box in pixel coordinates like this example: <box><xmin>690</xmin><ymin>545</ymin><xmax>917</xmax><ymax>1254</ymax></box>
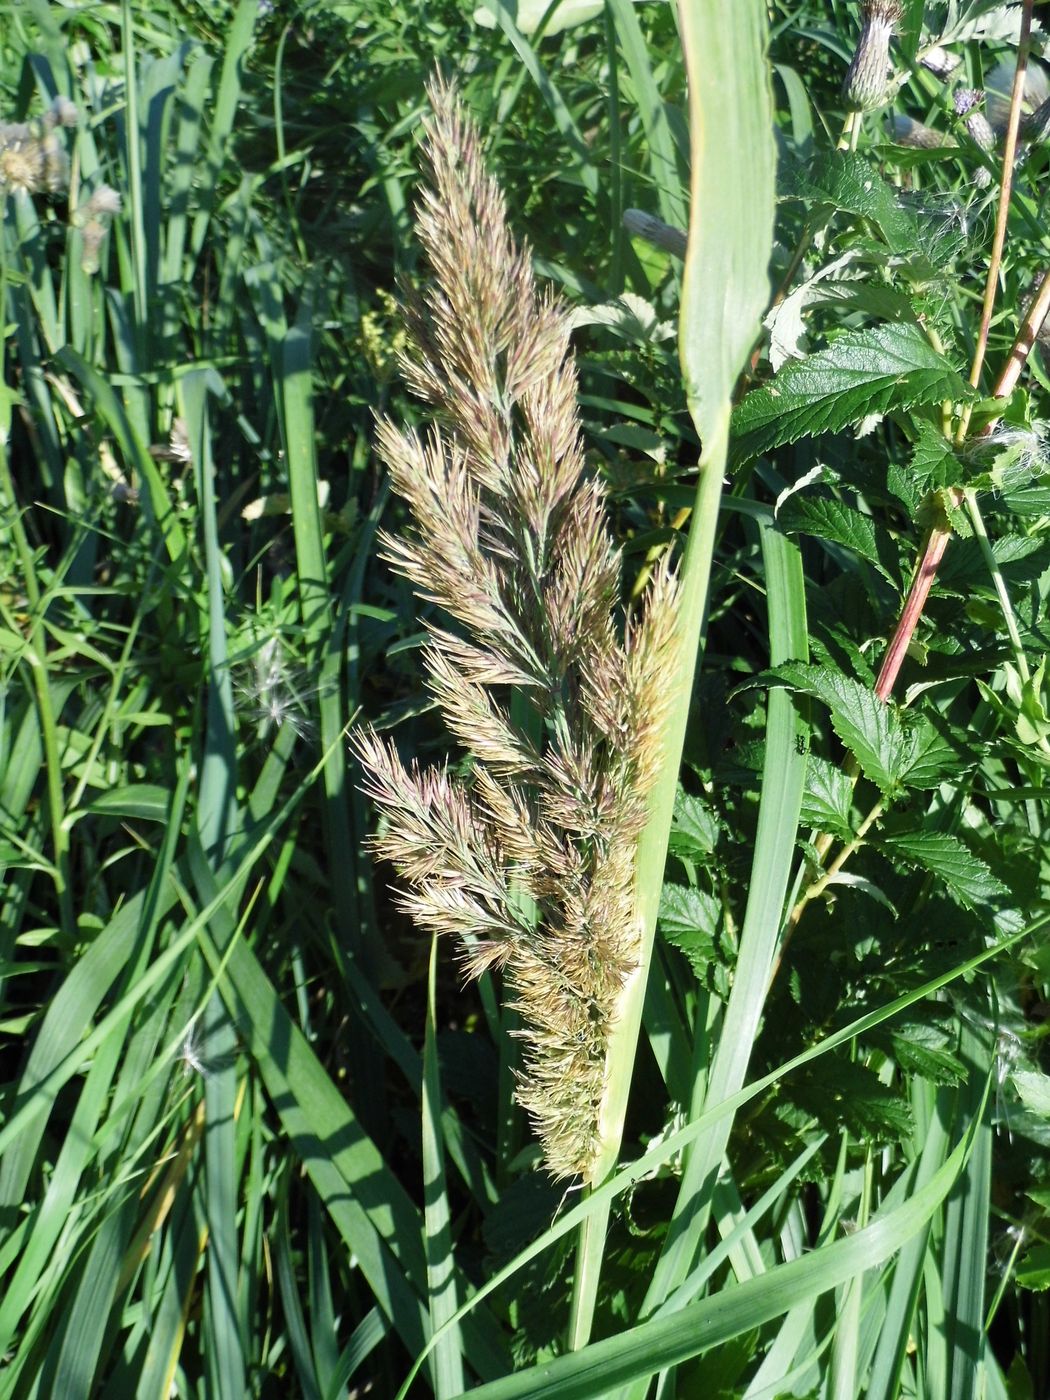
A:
<box><xmin>353</xmin><ymin>76</ymin><xmax>680</xmax><ymax>1181</ymax></box>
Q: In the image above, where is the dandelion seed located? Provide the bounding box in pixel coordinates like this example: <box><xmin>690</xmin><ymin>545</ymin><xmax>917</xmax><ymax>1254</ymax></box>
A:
<box><xmin>178</xmin><ymin>1020</ymin><xmax>209</xmax><ymax>1079</ymax></box>
<box><xmin>234</xmin><ymin>632</ymin><xmax>317</xmax><ymax>740</ymax></box>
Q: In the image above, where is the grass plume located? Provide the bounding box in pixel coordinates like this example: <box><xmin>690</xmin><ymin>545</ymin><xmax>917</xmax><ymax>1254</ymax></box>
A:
<box><xmin>353</xmin><ymin>76</ymin><xmax>680</xmax><ymax>1181</ymax></box>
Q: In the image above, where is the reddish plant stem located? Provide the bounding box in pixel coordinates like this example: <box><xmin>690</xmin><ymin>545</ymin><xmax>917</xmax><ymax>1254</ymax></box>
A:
<box><xmin>874</xmin><ymin>2</ymin><xmax>1039</xmax><ymax>703</ymax></box>
<box><xmin>874</xmin><ymin>521</ymin><xmax>955</xmax><ymax>701</ymax></box>
<box><xmin>875</xmin><ymin>268</ymin><xmax>1050</xmax><ymax>701</ymax></box>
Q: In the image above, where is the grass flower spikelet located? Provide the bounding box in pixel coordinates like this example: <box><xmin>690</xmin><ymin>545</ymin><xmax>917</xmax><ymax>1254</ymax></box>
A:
<box><xmin>352</xmin><ymin>77</ymin><xmax>680</xmax><ymax>1180</ymax></box>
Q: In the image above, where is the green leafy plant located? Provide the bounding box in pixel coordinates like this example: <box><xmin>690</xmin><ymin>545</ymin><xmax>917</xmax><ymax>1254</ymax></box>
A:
<box><xmin>4</xmin><ymin>0</ymin><xmax>1050</xmax><ymax>1396</ymax></box>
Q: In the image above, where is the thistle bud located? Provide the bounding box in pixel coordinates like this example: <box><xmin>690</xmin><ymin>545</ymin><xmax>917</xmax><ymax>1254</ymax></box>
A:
<box><xmin>954</xmin><ymin>89</ymin><xmax>996</xmax><ymax>152</ymax></box>
<box><xmin>1024</xmin><ymin>95</ymin><xmax>1050</xmax><ymax>146</ymax></box>
<box><xmin>843</xmin><ymin>1</ymin><xmax>903</xmax><ymax>112</ymax></box>
<box><xmin>890</xmin><ymin>114</ymin><xmax>950</xmax><ymax>150</ymax></box>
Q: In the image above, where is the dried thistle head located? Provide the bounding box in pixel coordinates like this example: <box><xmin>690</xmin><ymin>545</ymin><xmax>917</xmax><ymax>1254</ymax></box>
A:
<box><xmin>0</xmin><ymin>96</ymin><xmax>78</xmax><ymax>198</ymax></box>
<box><xmin>352</xmin><ymin>76</ymin><xmax>680</xmax><ymax>1180</ymax></box>
<box><xmin>843</xmin><ymin>1</ymin><xmax>903</xmax><ymax>113</ymax></box>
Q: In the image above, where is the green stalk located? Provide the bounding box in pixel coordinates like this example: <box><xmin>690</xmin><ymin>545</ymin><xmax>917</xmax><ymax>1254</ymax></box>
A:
<box><xmin>568</xmin><ymin>0</ymin><xmax>778</xmax><ymax>1348</ymax></box>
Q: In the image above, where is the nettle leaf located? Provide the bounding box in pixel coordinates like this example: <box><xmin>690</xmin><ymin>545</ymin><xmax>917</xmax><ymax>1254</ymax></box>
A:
<box><xmin>877</xmin><ymin>831</ymin><xmax>1008</xmax><ymax>909</ymax></box>
<box><xmin>765</xmin><ymin>248</ymin><xmax>917</xmax><ymax>371</ymax></box>
<box><xmin>909</xmin><ymin>419</ymin><xmax>962</xmax><ymax>492</ymax></box>
<box><xmin>939</xmin><ymin>533</ymin><xmax>1050</xmax><ymax>592</ymax></box>
<box><xmin>777</xmin><ymin>495</ymin><xmax>901</xmax><ymax>583</ymax></box>
<box><xmin>793</xmin><ymin>1058</ymin><xmax>914</xmax><ymax>1142</ymax></box>
<box><xmin>897</xmin><ymin>716</ymin><xmax>971</xmax><ymax>789</ymax></box>
<box><xmin>668</xmin><ymin>788</ymin><xmax>721</xmax><ymax>860</ymax></box>
<box><xmin>731</xmin><ymin>323</ymin><xmax>975</xmax><ymax>467</ymax></box>
<box><xmin>764</xmin><ymin>661</ymin><xmax>910</xmax><ymax>793</ymax></box>
<box><xmin>887</xmin><ymin>1021</ymin><xmax>967</xmax><ymax>1085</ymax></box>
<box><xmin>799</xmin><ymin>756</ymin><xmax>855</xmax><ymax>840</ymax></box>
<box><xmin>658</xmin><ymin>884</ymin><xmax>720</xmax><ymax>979</ymax></box>
<box><xmin>785</xmin><ymin>153</ymin><xmax>920</xmax><ymax>255</ymax></box>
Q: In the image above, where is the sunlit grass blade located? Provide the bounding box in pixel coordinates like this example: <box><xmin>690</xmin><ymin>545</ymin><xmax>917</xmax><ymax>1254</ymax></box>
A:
<box><xmin>457</xmin><ymin>1109</ymin><xmax>985</xmax><ymax>1400</ymax></box>
<box><xmin>567</xmin><ymin>0</ymin><xmax>779</xmax><ymax>1350</ymax></box>
<box><xmin>422</xmin><ymin>934</ymin><xmax>466</xmax><ymax>1395</ymax></box>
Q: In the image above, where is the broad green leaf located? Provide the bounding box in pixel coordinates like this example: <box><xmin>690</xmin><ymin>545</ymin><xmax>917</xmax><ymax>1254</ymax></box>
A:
<box><xmin>658</xmin><ymin>885</ymin><xmax>720</xmax><ymax>980</ymax></box>
<box><xmin>667</xmin><ymin>789</ymin><xmax>720</xmax><ymax>859</ymax></box>
<box><xmin>898</xmin><ymin>717</ymin><xmax>970</xmax><ymax>789</ymax></box>
<box><xmin>799</xmin><ymin>755</ymin><xmax>854</xmax><ymax>840</ymax></box>
<box><xmin>777</xmin><ymin>495</ymin><xmax>900</xmax><ymax>582</ymax></box>
<box><xmin>1011</xmin><ymin>1070</ymin><xmax>1050</xmax><ymax>1119</ymax></box>
<box><xmin>731</xmin><ymin>324</ymin><xmax>975</xmax><ymax>466</ymax></box>
<box><xmin>765</xmin><ymin>662</ymin><xmax>909</xmax><ymax>794</ymax></box>
<box><xmin>795</xmin><ymin>1057</ymin><xmax>914</xmax><ymax>1141</ymax></box>
<box><xmin>785</xmin><ymin>153</ymin><xmax>920</xmax><ymax>255</ymax></box>
<box><xmin>888</xmin><ymin>1023</ymin><xmax>967</xmax><ymax>1086</ymax></box>
<box><xmin>766</xmin><ymin>264</ymin><xmax>916</xmax><ymax>371</ymax></box>
<box><xmin>877</xmin><ymin>832</ymin><xmax>1008</xmax><ymax>909</ymax></box>
<box><xmin>909</xmin><ymin>420</ymin><xmax>962</xmax><ymax>493</ymax></box>
<box><xmin>1016</xmin><ymin>1244</ymin><xmax>1050</xmax><ymax>1291</ymax></box>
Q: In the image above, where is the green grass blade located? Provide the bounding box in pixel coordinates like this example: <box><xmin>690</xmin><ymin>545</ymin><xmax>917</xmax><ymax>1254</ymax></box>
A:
<box><xmin>606</xmin><ymin>0</ymin><xmax>687</xmax><ymax>230</ymax></box>
<box><xmin>941</xmin><ymin>1016</ymin><xmax>995</xmax><ymax>1400</ymax></box>
<box><xmin>462</xmin><ymin>1109</ymin><xmax>985</xmax><ymax>1400</ymax></box>
<box><xmin>422</xmin><ymin>934</ymin><xmax>465</xmax><ymax>1395</ymax></box>
<box><xmin>569</xmin><ymin>0</ymin><xmax>778</xmax><ymax>1348</ymax></box>
<box><xmin>639</xmin><ymin>509</ymin><xmax>808</xmax><ymax>1322</ymax></box>
<box><xmin>866</xmin><ymin>1079</ymin><xmax>949</xmax><ymax>1400</ymax></box>
<box><xmin>189</xmin><ymin>872</ymin><xmax>513</xmax><ymax>1381</ymax></box>
<box><xmin>397</xmin><ymin>921</ymin><xmax>1041</xmax><ymax>1400</ymax></box>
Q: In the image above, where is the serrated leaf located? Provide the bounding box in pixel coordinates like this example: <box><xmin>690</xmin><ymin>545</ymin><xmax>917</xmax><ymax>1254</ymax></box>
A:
<box><xmin>568</xmin><ymin>292</ymin><xmax>676</xmax><ymax>344</ymax></box>
<box><xmin>1012</xmin><ymin>1070</ymin><xmax>1050</xmax><ymax>1119</ymax></box>
<box><xmin>785</xmin><ymin>153</ymin><xmax>920</xmax><ymax>255</ymax></box>
<box><xmin>799</xmin><ymin>755</ymin><xmax>855</xmax><ymax>839</ymax></box>
<box><xmin>794</xmin><ymin>1058</ymin><xmax>914</xmax><ymax>1141</ymax></box>
<box><xmin>765</xmin><ymin>248</ymin><xmax>917</xmax><ymax>371</ymax></box>
<box><xmin>658</xmin><ymin>884</ymin><xmax>720</xmax><ymax>979</ymax></box>
<box><xmin>898</xmin><ymin>716</ymin><xmax>969</xmax><ymax>789</ymax></box>
<box><xmin>909</xmin><ymin>419</ymin><xmax>962</xmax><ymax>492</ymax></box>
<box><xmin>777</xmin><ymin>495</ymin><xmax>899</xmax><ymax>581</ymax></box>
<box><xmin>878</xmin><ymin>831</ymin><xmax>1008</xmax><ymax>908</ymax></box>
<box><xmin>668</xmin><ymin>788</ymin><xmax>720</xmax><ymax>859</ymax></box>
<box><xmin>888</xmin><ymin>1023</ymin><xmax>967</xmax><ymax>1085</ymax></box>
<box><xmin>764</xmin><ymin>661</ymin><xmax>910</xmax><ymax>793</ymax></box>
<box><xmin>731</xmin><ymin>323</ymin><xmax>974</xmax><ymax>466</ymax></box>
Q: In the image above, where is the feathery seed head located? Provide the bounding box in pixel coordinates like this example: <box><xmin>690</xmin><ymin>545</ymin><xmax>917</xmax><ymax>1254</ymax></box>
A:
<box><xmin>354</xmin><ymin>76</ymin><xmax>681</xmax><ymax>1180</ymax></box>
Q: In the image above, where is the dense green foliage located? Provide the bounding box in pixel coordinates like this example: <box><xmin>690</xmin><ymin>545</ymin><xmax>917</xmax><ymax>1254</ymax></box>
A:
<box><xmin>3</xmin><ymin>0</ymin><xmax>1050</xmax><ymax>1395</ymax></box>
